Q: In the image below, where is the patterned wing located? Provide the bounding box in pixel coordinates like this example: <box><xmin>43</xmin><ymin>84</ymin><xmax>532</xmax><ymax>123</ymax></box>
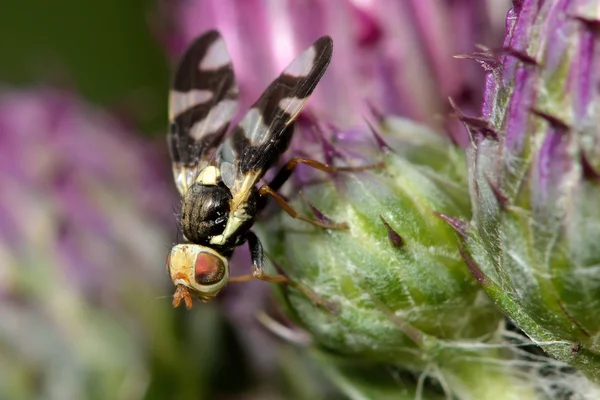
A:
<box><xmin>216</xmin><ymin>36</ymin><xmax>333</xmax><ymax>199</ymax></box>
<box><xmin>168</xmin><ymin>30</ymin><xmax>239</xmax><ymax>195</ymax></box>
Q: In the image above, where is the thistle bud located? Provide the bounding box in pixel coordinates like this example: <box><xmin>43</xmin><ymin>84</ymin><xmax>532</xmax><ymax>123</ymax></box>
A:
<box><xmin>465</xmin><ymin>0</ymin><xmax>600</xmax><ymax>381</ymax></box>
<box><xmin>262</xmin><ymin>119</ymin><xmax>540</xmax><ymax>398</ymax></box>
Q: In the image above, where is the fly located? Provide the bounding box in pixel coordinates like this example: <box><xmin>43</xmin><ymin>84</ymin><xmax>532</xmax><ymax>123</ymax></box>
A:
<box><xmin>166</xmin><ymin>30</ymin><xmax>355</xmax><ymax>309</ymax></box>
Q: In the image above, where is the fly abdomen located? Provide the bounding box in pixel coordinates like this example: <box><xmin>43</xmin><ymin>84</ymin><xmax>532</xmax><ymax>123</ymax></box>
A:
<box><xmin>181</xmin><ymin>183</ymin><xmax>232</xmax><ymax>243</ymax></box>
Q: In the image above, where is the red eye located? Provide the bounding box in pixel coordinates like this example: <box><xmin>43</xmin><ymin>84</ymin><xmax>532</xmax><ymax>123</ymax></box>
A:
<box><xmin>194</xmin><ymin>253</ymin><xmax>226</xmax><ymax>285</ymax></box>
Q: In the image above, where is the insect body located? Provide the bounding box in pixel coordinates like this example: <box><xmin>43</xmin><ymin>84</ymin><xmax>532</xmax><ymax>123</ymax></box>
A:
<box><xmin>166</xmin><ymin>30</ymin><xmax>334</xmax><ymax>309</ymax></box>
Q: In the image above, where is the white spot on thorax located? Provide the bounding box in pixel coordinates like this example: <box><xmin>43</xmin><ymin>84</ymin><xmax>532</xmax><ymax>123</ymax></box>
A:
<box><xmin>196</xmin><ymin>166</ymin><xmax>220</xmax><ymax>185</ymax></box>
<box><xmin>174</xmin><ymin>163</ymin><xmax>208</xmax><ymax>195</ymax></box>
<box><xmin>200</xmin><ymin>38</ymin><xmax>231</xmax><ymax>70</ymax></box>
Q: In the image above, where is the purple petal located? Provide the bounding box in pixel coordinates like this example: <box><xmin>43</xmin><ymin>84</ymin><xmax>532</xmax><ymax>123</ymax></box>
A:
<box><xmin>0</xmin><ymin>88</ymin><xmax>176</xmax><ymax>298</ymax></box>
<box><xmin>531</xmin><ymin>128</ymin><xmax>573</xmax><ymax>211</ymax></box>
<box><xmin>164</xmin><ymin>0</ymin><xmax>509</xmax><ymax>140</ymax></box>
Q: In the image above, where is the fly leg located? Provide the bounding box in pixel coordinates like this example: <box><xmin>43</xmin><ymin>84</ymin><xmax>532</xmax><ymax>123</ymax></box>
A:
<box><xmin>228</xmin><ymin>231</ymin><xmax>338</xmax><ymax>313</ymax></box>
<box><xmin>267</xmin><ymin>157</ymin><xmax>377</xmax><ymax>193</ymax></box>
<box><xmin>257</xmin><ymin>157</ymin><xmax>379</xmax><ymax>229</ymax></box>
<box><xmin>257</xmin><ymin>185</ymin><xmax>347</xmax><ymax>229</ymax></box>
<box><xmin>227</xmin><ymin>231</ymin><xmax>287</xmax><ymax>283</ymax></box>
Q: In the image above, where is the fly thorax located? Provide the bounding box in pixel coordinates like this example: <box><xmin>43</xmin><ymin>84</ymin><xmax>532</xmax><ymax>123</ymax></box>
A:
<box><xmin>182</xmin><ymin>183</ymin><xmax>232</xmax><ymax>243</ymax></box>
<box><xmin>209</xmin><ymin>186</ymin><xmax>260</xmax><ymax>246</ymax></box>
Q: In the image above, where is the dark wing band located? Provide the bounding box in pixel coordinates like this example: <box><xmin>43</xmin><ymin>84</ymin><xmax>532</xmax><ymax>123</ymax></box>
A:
<box><xmin>168</xmin><ymin>30</ymin><xmax>239</xmax><ymax>195</ymax></box>
<box><xmin>216</xmin><ymin>36</ymin><xmax>333</xmax><ymax>193</ymax></box>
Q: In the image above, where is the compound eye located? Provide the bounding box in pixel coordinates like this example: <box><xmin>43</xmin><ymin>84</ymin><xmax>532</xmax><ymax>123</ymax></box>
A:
<box><xmin>194</xmin><ymin>252</ymin><xmax>226</xmax><ymax>285</ymax></box>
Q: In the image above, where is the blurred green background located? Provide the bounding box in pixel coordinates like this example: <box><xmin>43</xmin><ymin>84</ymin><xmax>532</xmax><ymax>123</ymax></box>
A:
<box><xmin>0</xmin><ymin>0</ymin><xmax>168</xmax><ymax>133</ymax></box>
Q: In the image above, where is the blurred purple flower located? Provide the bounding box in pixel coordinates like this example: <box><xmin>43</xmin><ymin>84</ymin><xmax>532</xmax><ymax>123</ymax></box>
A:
<box><xmin>161</xmin><ymin>0</ymin><xmax>509</xmax><ymax>143</ymax></box>
<box><xmin>0</xmin><ymin>89</ymin><xmax>174</xmax><ymax>300</ymax></box>
<box><xmin>0</xmin><ymin>88</ymin><xmax>221</xmax><ymax>398</ymax></box>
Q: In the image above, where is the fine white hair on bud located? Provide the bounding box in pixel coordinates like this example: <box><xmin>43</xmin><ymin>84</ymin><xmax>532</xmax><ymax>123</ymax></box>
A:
<box><xmin>261</xmin><ymin>117</ymin><xmax>561</xmax><ymax>399</ymax></box>
<box><xmin>462</xmin><ymin>0</ymin><xmax>600</xmax><ymax>384</ymax></box>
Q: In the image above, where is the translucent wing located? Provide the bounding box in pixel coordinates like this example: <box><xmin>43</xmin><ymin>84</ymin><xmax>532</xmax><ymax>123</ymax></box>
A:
<box><xmin>216</xmin><ymin>36</ymin><xmax>333</xmax><ymax>197</ymax></box>
<box><xmin>168</xmin><ymin>30</ymin><xmax>239</xmax><ymax>195</ymax></box>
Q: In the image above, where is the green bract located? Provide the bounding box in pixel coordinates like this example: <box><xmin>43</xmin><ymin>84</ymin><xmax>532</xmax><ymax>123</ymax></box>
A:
<box><xmin>268</xmin><ymin>119</ymin><xmax>482</xmax><ymax>359</ymax></box>
<box><xmin>262</xmin><ymin>118</ymin><xmax>540</xmax><ymax>399</ymax></box>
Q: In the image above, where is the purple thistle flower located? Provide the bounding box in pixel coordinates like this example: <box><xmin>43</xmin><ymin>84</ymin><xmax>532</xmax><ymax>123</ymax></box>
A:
<box><xmin>0</xmin><ymin>88</ymin><xmax>224</xmax><ymax>398</ymax></box>
<box><xmin>465</xmin><ymin>0</ymin><xmax>600</xmax><ymax>383</ymax></box>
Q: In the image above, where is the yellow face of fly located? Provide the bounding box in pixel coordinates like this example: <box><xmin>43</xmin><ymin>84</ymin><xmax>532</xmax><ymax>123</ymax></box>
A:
<box><xmin>166</xmin><ymin>244</ymin><xmax>230</xmax><ymax>309</ymax></box>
